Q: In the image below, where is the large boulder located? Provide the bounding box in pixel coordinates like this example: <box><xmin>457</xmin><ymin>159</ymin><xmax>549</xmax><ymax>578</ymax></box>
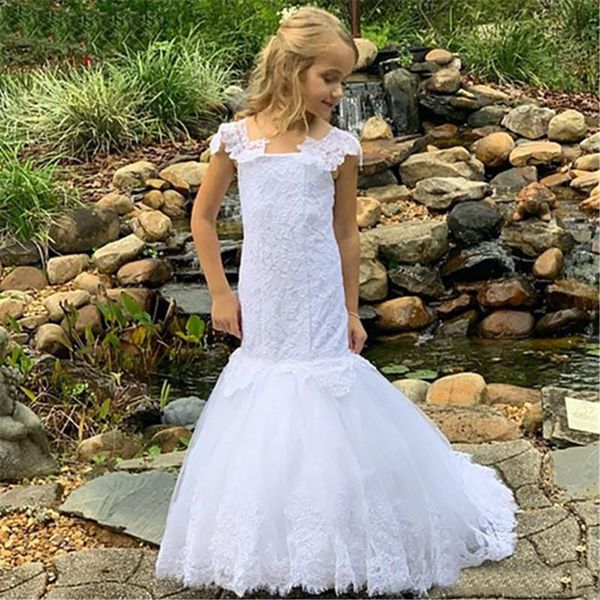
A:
<box><xmin>0</xmin><ymin>266</ymin><xmax>47</xmax><ymax>291</ymax></box>
<box><xmin>374</xmin><ymin>296</ymin><xmax>434</xmax><ymax>332</ymax></box>
<box><xmin>501</xmin><ymin>105</ymin><xmax>556</xmax><ymax>139</ymax></box>
<box><xmin>112</xmin><ymin>161</ymin><xmax>157</xmax><ymax>191</ymax></box>
<box><xmin>509</xmin><ymin>141</ymin><xmax>563</xmax><ymax>167</ymax></box>
<box><xmin>413</xmin><ymin>177</ymin><xmax>490</xmax><ymax>210</ymax></box>
<box><xmin>547</xmin><ymin>109</ymin><xmax>587</xmax><ymax>143</ymax></box>
<box><xmin>46</xmin><ymin>254</ymin><xmax>89</xmax><ymax>285</ymax></box>
<box><xmin>92</xmin><ymin>234</ymin><xmax>145</xmax><ymax>274</ymax></box>
<box><xmin>48</xmin><ymin>207</ymin><xmax>120</xmax><ymax>254</ymax></box>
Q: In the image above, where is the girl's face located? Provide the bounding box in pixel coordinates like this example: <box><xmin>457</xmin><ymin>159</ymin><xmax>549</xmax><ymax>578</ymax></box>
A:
<box><xmin>299</xmin><ymin>39</ymin><xmax>356</xmax><ymax>121</ymax></box>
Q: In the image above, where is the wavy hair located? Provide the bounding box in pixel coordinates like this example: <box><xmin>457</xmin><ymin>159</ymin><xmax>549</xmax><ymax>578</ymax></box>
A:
<box><xmin>234</xmin><ymin>6</ymin><xmax>358</xmax><ymax>136</ymax></box>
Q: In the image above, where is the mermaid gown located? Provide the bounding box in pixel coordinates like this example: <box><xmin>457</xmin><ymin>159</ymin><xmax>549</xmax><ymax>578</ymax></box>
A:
<box><xmin>154</xmin><ymin>116</ymin><xmax>518</xmax><ymax>597</ymax></box>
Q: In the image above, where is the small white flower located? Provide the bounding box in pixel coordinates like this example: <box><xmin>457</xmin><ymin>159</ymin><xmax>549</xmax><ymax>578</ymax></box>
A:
<box><xmin>278</xmin><ymin>5</ymin><xmax>302</xmax><ymax>25</ymax></box>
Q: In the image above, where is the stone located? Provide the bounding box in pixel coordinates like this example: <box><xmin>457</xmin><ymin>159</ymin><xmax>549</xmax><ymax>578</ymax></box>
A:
<box><xmin>360</xmin><ymin>115</ymin><xmax>392</xmax><ymax>141</ymax></box>
<box><xmin>161</xmin><ymin>189</ymin><xmax>187</xmax><ymax>219</ymax></box>
<box><xmin>424</xmin><ymin>48</ymin><xmax>453</xmax><ymax>65</ymax></box>
<box><xmin>535</xmin><ymin>308</ymin><xmax>590</xmax><ymax>336</ymax></box>
<box><xmin>447</xmin><ymin>201</ymin><xmax>502</xmax><ymax>247</ymax></box>
<box><xmin>356</xmin><ymin>196</ymin><xmax>381</xmax><ymax>228</ymax></box>
<box><xmin>363</xmin><ymin>184</ymin><xmax>412</xmax><ymax>204</ymax></box>
<box><xmin>116</xmin><ymin>259</ymin><xmax>173</xmax><ymax>287</ymax></box>
<box><xmin>501</xmin><ymin>220</ymin><xmax>574</xmax><ymax>258</ymax></box>
<box><xmin>0</xmin><ymin>481</ymin><xmax>63</xmax><ymax>509</ymax></box>
<box><xmin>512</xmin><ymin>182</ymin><xmax>557</xmax><ymax>222</ymax></box>
<box><xmin>467</xmin><ymin>105</ymin><xmax>510</xmax><ymax>127</ymax></box>
<box><xmin>466</xmin><ymin>84</ymin><xmax>510</xmax><ymax>105</ymax></box>
<box><xmin>545</xmin><ymin>278</ymin><xmax>599</xmax><ymax>312</ymax></box>
<box><xmin>46</xmin><ymin>254</ymin><xmax>89</xmax><ymax>285</ymax></box>
<box><xmin>0</xmin><ymin>295</ymin><xmax>28</xmax><ymax>325</ymax></box>
<box><xmin>359</xmin><ymin>233</ymin><xmax>388</xmax><ymax>301</ymax></box>
<box><xmin>486</xmin><ymin>383</ymin><xmax>541</xmax><ymax>407</ymax></box>
<box><xmin>105</xmin><ymin>288</ymin><xmax>154</xmax><ymax>312</ymax></box>
<box><xmin>72</xmin><ymin>271</ymin><xmax>112</xmax><ymax>294</ymax></box>
<box><xmin>509</xmin><ymin>141</ymin><xmax>563</xmax><ymax>167</ymax></box>
<box><xmin>96</xmin><ymin>192</ymin><xmax>133</xmax><ymax>215</ymax></box>
<box><xmin>76</xmin><ymin>429</ymin><xmax>140</xmax><ymax>462</ymax></box>
<box><xmin>440</xmin><ymin>242</ymin><xmax>514</xmax><ymax>283</ymax></box>
<box><xmin>48</xmin><ymin>206</ymin><xmax>120</xmax><ymax>254</ymax></box>
<box><xmin>161</xmin><ymin>396</ymin><xmax>206</xmax><ymax>428</ymax></box>
<box><xmin>436</xmin><ymin>294</ymin><xmax>473</xmax><ymax>318</ymax></box>
<box><xmin>373</xmin><ymin>296</ymin><xmax>434</xmax><ymax>332</ymax></box>
<box><xmin>58</xmin><ymin>471</ymin><xmax>175</xmax><ymax>545</ymax></box>
<box><xmin>148</xmin><ymin>426</ymin><xmax>191</xmax><ymax>453</ymax></box>
<box><xmin>374</xmin><ymin>220</ymin><xmax>449</xmax><ymax>264</ymax></box>
<box><xmin>33</xmin><ymin>323</ymin><xmax>71</xmax><ymax>357</ymax></box>
<box><xmin>580</xmin><ymin>132</ymin><xmax>600</xmax><ymax>153</ymax></box>
<box><xmin>478</xmin><ymin>310</ymin><xmax>535</xmax><ymax>338</ymax></box>
<box><xmin>158</xmin><ymin>161</ymin><xmax>207</xmax><ymax>188</ymax></box>
<box><xmin>423</xmin><ymin>405</ymin><xmax>519</xmax><ymax>443</ymax></box>
<box><xmin>426</xmin><ymin>68</ymin><xmax>461</xmax><ymax>94</ymax></box>
<box><xmin>539</xmin><ymin>171</ymin><xmax>572</xmax><ymax>187</ymax></box>
<box><xmin>533</xmin><ymin>247</ymin><xmax>563</xmax><ymax>279</ymax></box>
<box><xmin>549</xmin><ymin>442</ymin><xmax>600</xmax><ymax>500</ymax></box>
<box><xmin>490</xmin><ymin>166</ymin><xmax>537</xmax><ymax>192</ymax></box>
<box><xmin>382</xmin><ymin>67</ymin><xmax>420</xmax><ymax>134</ymax></box>
<box><xmin>145</xmin><ymin>177</ymin><xmax>168</xmax><ymax>190</ymax></box>
<box><xmin>142</xmin><ymin>189</ymin><xmax>164</xmax><ymax>210</ymax></box>
<box><xmin>426</xmin><ymin>373</ymin><xmax>487</xmax><ymax>406</ymax></box>
<box><xmin>547</xmin><ymin>109</ymin><xmax>587</xmax><ymax>142</ymax></box>
<box><xmin>521</xmin><ymin>401</ymin><xmax>543</xmax><ymax>433</ymax></box>
<box><xmin>0</xmin><ymin>367</ymin><xmax>58</xmax><ymax>481</ymax></box>
<box><xmin>413</xmin><ymin>177</ymin><xmax>490</xmax><ymax>210</ymax></box>
<box><xmin>473</xmin><ymin>132</ymin><xmax>515</xmax><ymax>167</ymax></box>
<box><xmin>131</xmin><ymin>210</ymin><xmax>173</xmax><ymax>242</ymax></box>
<box><xmin>92</xmin><ymin>234</ymin><xmax>145</xmax><ymax>274</ymax></box>
<box><xmin>476</xmin><ymin>278</ymin><xmax>535</xmax><ymax>308</ymax></box>
<box><xmin>571</xmin><ymin>170</ymin><xmax>600</xmax><ymax>192</ymax></box>
<box><xmin>0</xmin><ymin>266</ymin><xmax>47</xmax><ymax>291</ymax></box>
<box><xmin>501</xmin><ymin>104</ymin><xmax>556</xmax><ymax>139</ymax></box>
<box><xmin>353</xmin><ymin>37</ymin><xmax>378</xmax><ymax>70</ymax></box>
<box><xmin>392</xmin><ymin>379</ymin><xmax>430</xmax><ymax>404</ymax></box>
<box><xmin>388</xmin><ymin>264</ymin><xmax>445</xmax><ymax>298</ymax></box>
<box><xmin>542</xmin><ymin>386</ymin><xmax>600</xmax><ymax>446</ymax></box>
<box><xmin>61</xmin><ymin>304</ymin><xmax>102</xmax><ymax>336</ymax></box>
<box><xmin>435</xmin><ymin>309</ymin><xmax>478</xmax><ymax>337</ymax></box>
<box><xmin>400</xmin><ymin>147</ymin><xmax>485</xmax><ymax>187</ymax></box>
<box><xmin>574</xmin><ymin>154</ymin><xmax>600</xmax><ymax>171</ymax></box>
<box><xmin>112</xmin><ymin>160</ymin><xmax>157</xmax><ymax>191</ymax></box>
<box><xmin>44</xmin><ymin>290</ymin><xmax>90</xmax><ymax>322</ymax></box>
<box><xmin>360</xmin><ymin>136</ymin><xmax>424</xmax><ymax>176</ymax></box>
<box><xmin>514</xmin><ymin>483</ymin><xmax>551</xmax><ymax>509</ymax></box>
<box><xmin>0</xmin><ymin>238</ymin><xmax>40</xmax><ymax>267</ymax></box>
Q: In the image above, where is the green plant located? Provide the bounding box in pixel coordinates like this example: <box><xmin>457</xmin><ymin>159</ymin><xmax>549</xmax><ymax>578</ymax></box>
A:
<box><xmin>159</xmin><ymin>379</ymin><xmax>171</xmax><ymax>409</ymax></box>
<box><xmin>0</xmin><ymin>144</ymin><xmax>81</xmax><ymax>241</ymax></box>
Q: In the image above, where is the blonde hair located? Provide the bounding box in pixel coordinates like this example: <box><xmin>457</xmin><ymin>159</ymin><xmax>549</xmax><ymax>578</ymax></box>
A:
<box><xmin>235</xmin><ymin>6</ymin><xmax>358</xmax><ymax>137</ymax></box>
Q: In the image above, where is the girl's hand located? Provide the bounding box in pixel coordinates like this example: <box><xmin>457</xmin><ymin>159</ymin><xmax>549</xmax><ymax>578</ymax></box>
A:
<box><xmin>348</xmin><ymin>315</ymin><xmax>367</xmax><ymax>353</ymax></box>
<box><xmin>211</xmin><ymin>290</ymin><xmax>242</xmax><ymax>340</ymax></box>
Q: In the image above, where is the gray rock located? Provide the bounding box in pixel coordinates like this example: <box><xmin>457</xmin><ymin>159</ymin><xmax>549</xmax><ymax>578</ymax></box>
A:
<box><xmin>374</xmin><ymin>220</ymin><xmax>449</xmax><ymax>265</ymax></box>
<box><xmin>0</xmin><ymin>562</ymin><xmax>46</xmax><ymax>600</ymax></box>
<box><xmin>490</xmin><ymin>166</ymin><xmax>538</xmax><ymax>193</ymax></box>
<box><xmin>440</xmin><ymin>241</ymin><xmax>515</xmax><ymax>284</ymax></box>
<box><xmin>501</xmin><ymin>104</ymin><xmax>556</xmax><ymax>139</ymax></box>
<box><xmin>413</xmin><ymin>177</ymin><xmax>491</xmax><ymax>210</ymax></box>
<box><xmin>580</xmin><ymin>131</ymin><xmax>600</xmax><ymax>154</ymax></box>
<box><xmin>388</xmin><ymin>263</ymin><xmax>446</xmax><ymax>298</ymax></box>
<box><xmin>467</xmin><ymin>105</ymin><xmax>510</xmax><ymax>127</ymax></box>
<box><xmin>0</xmin><ymin>481</ymin><xmax>63</xmax><ymax>508</ymax></box>
<box><xmin>514</xmin><ymin>484</ymin><xmax>552</xmax><ymax>509</ymax></box>
<box><xmin>382</xmin><ymin>67</ymin><xmax>420</xmax><ymax>134</ymax></box>
<box><xmin>447</xmin><ymin>201</ymin><xmax>502</xmax><ymax>247</ymax></box>
<box><xmin>59</xmin><ymin>470</ymin><xmax>178</xmax><ymax>545</ymax></box>
<box><xmin>548</xmin><ymin>442</ymin><xmax>600</xmax><ymax>500</ymax></box>
<box><xmin>542</xmin><ymin>386</ymin><xmax>600</xmax><ymax>446</ymax></box>
<box><xmin>161</xmin><ymin>396</ymin><xmax>206</xmax><ymax>428</ymax></box>
<box><xmin>501</xmin><ymin>219</ymin><xmax>575</xmax><ymax>258</ymax></box>
<box><xmin>0</xmin><ymin>238</ymin><xmax>41</xmax><ymax>267</ymax></box>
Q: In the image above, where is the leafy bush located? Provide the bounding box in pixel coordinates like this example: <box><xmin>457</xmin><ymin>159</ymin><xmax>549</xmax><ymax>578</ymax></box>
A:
<box><xmin>0</xmin><ymin>145</ymin><xmax>81</xmax><ymax>241</ymax></box>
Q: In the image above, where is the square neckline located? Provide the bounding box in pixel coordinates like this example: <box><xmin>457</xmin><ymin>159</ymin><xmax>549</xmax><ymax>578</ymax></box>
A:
<box><xmin>241</xmin><ymin>116</ymin><xmax>336</xmax><ymax>157</ymax></box>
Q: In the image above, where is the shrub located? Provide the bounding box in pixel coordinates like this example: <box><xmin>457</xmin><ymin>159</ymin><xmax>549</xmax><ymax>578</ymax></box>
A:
<box><xmin>0</xmin><ymin>145</ymin><xmax>81</xmax><ymax>241</ymax></box>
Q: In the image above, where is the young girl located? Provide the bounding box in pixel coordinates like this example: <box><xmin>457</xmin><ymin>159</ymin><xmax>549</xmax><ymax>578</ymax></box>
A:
<box><xmin>155</xmin><ymin>6</ymin><xmax>518</xmax><ymax>598</ymax></box>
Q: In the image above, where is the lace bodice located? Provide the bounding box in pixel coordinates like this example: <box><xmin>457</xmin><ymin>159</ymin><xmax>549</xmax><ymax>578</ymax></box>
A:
<box><xmin>207</xmin><ymin>117</ymin><xmax>364</xmax><ymax>390</ymax></box>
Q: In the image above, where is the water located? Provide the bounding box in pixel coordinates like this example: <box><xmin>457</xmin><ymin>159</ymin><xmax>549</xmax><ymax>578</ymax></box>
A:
<box><xmin>149</xmin><ymin>332</ymin><xmax>599</xmax><ymax>401</ymax></box>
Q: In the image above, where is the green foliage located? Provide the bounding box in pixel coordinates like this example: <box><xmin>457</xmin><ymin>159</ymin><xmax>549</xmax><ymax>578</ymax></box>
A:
<box><xmin>0</xmin><ymin>144</ymin><xmax>81</xmax><ymax>241</ymax></box>
<box><xmin>116</xmin><ymin>36</ymin><xmax>235</xmax><ymax>140</ymax></box>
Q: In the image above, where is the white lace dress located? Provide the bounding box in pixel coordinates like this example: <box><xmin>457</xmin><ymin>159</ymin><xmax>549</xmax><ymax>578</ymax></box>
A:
<box><xmin>154</xmin><ymin>116</ymin><xmax>519</xmax><ymax>598</ymax></box>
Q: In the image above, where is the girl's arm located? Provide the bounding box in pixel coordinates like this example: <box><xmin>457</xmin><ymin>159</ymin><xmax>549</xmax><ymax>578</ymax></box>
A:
<box><xmin>332</xmin><ymin>154</ymin><xmax>361</xmax><ymax>315</ymax></box>
<box><xmin>191</xmin><ymin>142</ymin><xmax>242</xmax><ymax>338</ymax></box>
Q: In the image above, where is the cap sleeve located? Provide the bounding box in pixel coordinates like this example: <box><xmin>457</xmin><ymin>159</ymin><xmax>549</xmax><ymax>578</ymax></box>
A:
<box><xmin>208</xmin><ymin>121</ymin><xmax>243</xmax><ymax>159</ymax></box>
<box><xmin>333</xmin><ymin>129</ymin><xmax>363</xmax><ymax>170</ymax></box>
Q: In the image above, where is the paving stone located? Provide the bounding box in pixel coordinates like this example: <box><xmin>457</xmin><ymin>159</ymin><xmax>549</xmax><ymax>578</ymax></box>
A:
<box><xmin>549</xmin><ymin>443</ymin><xmax>600</xmax><ymax>500</ymax></box>
<box><xmin>570</xmin><ymin>500</ymin><xmax>600</xmax><ymax>528</ymax></box>
<box><xmin>494</xmin><ymin>444</ymin><xmax>543</xmax><ymax>488</ymax></box>
<box><xmin>586</xmin><ymin>525</ymin><xmax>599</xmax><ymax>573</ymax></box>
<box><xmin>452</xmin><ymin>439</ymin><xmax>532</xmax><ymax>467</ymax></box>
<box><xmin>529</xmin><ymin>514</ymin><xmax>581</xmax><ymax>566</ymax></box>
<box><xmin>515</xmin><ymin>484</ymin><xmax>552</xmax><ymax>509</ymax></box>
<box><xmin>0</xmin><ymin>563</ymin><xmax>46</xmax><ymax>600</ymax></box>
<box><xmin>115</xmin><ymin>450</ymin><xmax>185</xmax><ymax>472</ymax></box>
<box><xmin>44</xmin><ymin>582</ymin><xmax>154</xmax><ymax>599</ymax></box>
<box><xmin>517</xmin><ymin>506</ymin><xmax>570</xmax><ymax>537</ymax></box>
<box><xmin>0</xmin><ymin>482</ymin><xmax>64</xmax><ymax>509</ymax></box>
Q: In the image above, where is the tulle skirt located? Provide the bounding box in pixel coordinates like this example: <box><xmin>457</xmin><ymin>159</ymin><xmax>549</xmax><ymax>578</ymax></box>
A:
<box><xmin>154</xmin><ymin>346</ymin><xmax>519</xmax><ymax>597</ymax></box>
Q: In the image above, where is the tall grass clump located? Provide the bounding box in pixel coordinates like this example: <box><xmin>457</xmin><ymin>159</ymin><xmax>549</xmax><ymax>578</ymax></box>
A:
<box><xmin>117</xmin><ymin>35</ymin><xmax>236</xmax><ymax>140</ymax></box>
<box><xmin>0</xmin><ymin>145</ymin><xmax>81</xmax><ymax>242</ymax></box>
<box><xmin>2</xmin><ymin>65</ymin><xmax>151</xmax><ymax>159</ymax></box>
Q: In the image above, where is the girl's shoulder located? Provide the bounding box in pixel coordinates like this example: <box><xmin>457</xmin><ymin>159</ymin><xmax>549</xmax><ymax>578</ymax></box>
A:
<box><xmin>321</xmin><ymin>126</ymin><xmax>363</xmax><ymax>167</ymax></box>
